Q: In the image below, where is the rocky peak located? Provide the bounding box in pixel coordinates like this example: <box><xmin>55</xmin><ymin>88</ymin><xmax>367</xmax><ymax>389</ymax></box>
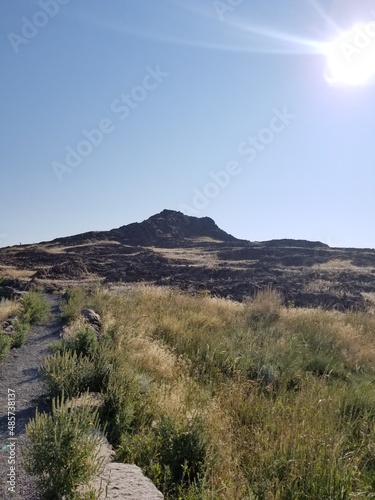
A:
<box><xmin>110</xmin><ymin>210</ymin><xmax>237</xmax><ymax>246</ymax></box>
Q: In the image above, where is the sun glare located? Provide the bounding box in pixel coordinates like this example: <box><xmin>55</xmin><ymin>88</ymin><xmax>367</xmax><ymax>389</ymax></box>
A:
<box><xmin>324</xmin><ymin>22</ymin><xmax>375</xmax><ymax>85</ymax></box>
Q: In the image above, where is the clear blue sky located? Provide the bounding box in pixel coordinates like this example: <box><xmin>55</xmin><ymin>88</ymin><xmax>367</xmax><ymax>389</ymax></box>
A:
<box><xmin>2</xmin><ymin>0</ymin><xmax>375</xmax><ymax>248</ymax></box>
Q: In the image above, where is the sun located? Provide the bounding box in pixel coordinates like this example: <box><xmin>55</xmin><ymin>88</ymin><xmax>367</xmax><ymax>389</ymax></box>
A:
<box><xmin>324</xmin><ymin>22</ymin><xmax>375</xmax><ymax>85</ymax></box>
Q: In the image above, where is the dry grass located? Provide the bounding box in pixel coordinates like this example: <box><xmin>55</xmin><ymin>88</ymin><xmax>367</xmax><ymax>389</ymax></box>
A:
<box><xmin>363</xmin><ymin>291</ymin><xmax>375</xmax><ymax>305</ymax></box>
<box><xmin>313</xmin><ymin>259</ymin><xmax>354</xmax><ymax>270</ymax></box>
<box><xmin>0</xmin><ymin>266</ymin><xmax>35</xmax><ymax>279</ymax></box>
<box><xmin>303</xmin><ymin>279</ymin><xmax>336</xmax><ymax>293</ymax></box>
<box><xmin>126</xmin><ymin>335</ymin><xmax>182</xmax><ymax>381</ymax></box>
<box><xmin>0</xmin><ymin>299</ymin><xmax>20</xmax><ymax>321</ymax></box>
<box><xmin>150</xmin><ymin>247</ymin><xmax>219</xmax><ymax>268</ymax></box>
<box><xmin>313</xmin><ymin>258</ymin><xmax>375</xmax><ymax>273</ymax></box>
<box><xmin>281</xmin><ymin>307</ymin><xmax>375</xmax><ymax>371</ymax></box>
<box><xmin>43</xmin><ymin>240</ymin><xmax>126</xmax><ymax>254</ymax></box>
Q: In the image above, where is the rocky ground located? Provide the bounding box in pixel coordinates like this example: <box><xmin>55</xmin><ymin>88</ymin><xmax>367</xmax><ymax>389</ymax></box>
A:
<box><xmin>1</xmin><ymin>210</ymin><xmax>375</xmax><ymax>311</ymax></box>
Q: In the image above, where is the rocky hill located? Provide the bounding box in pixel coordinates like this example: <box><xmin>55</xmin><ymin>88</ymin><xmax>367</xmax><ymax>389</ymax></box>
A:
<box><xmin>1</xmin><ymin>209</ymin><xmax>375</xmax><ymax>310</ymax></box>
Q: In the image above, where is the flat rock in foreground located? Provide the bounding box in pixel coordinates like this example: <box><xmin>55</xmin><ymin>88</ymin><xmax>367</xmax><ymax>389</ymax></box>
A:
<box><xmin>89</xmin><ymin>463</ymin><xmax>164</xmax><ymax>499</ymax></box>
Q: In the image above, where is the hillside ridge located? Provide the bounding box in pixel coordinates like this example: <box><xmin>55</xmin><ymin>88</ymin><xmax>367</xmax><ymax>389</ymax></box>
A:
<box><xmin>1</xmin><ymin>210</ymin><xmax>375</xmax><ymax>311</ymax></box>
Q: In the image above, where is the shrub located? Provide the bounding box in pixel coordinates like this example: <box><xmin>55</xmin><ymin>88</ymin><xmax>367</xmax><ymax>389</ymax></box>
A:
<box><xmin>118</xmin><ymin>414</ymin><xmax>208</xmax><ymax>497</ymax></box>
<box><xmin>0</xmin><ymin>333</ymin><xmax>12</xmax><ymax>361</ymax></box>
<box><xmin>24</xmin><ymin>395</ymin><xmax>104</xmax><ymax>500</ymax></box>
<box><xmin>74</xmin><ymin>326</ymin><xmax>99</xmax><ymax>357</ymax></box>
<box><xmin>52</xmin><ymin>325</ymin><xmax>99</xmax><ymax>358</ymax></box>
<box><xmin>100</xmin><ymin>368</ymin><xmax>151</xmax><ymax>446</ymax></box>
<box><xmin>50</xmin><ymin>334</ymin><xmax>113</xmax><ymax>393</ymax></box>
<box><xmin>60</xmin><ymin>287</ymin><xmax>87</xmax><ymax>323</ymax></box>
<box><xmin>11</xmin><ymin>319</ymin><xmax>30</xmax><ymax>348</ymax></box>
<box><xmin>90</xmin><ymin>340</ymin><xmax>115</xmax><ymax>392</ymax></box>
<box><xmin>40</xmin><ymin>351</ymin><xmax>96</xmax><ymax>399</ymax></box>
<box><xmin>247</xmin><ymin>286</ymin><xmax>283</xmax><ymax>327</ymax></box>
<box><xmin>0</xmin><ymin>292</ymin><xmax>49</xmax><ymax>359</ymax></box>
<box><xmin>21</xmin><ymin>290</ymin><xmax>51</xmax><ymax>324</ymax></box>
<box><xmin>158</xmin><ymin>415</ymin><xmax>207</xmax><ymax>490</ymax></box>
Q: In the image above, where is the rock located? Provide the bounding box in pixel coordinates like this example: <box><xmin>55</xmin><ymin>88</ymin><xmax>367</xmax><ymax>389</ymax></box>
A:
<box><xmin>0</xmin><ymin>286</ymin><xmax>16</xmax><ymax>299</ymax></box>
<box><xmin>1</xmin><ymin>316</ymin><xmax>19</xmax><ymax>334</ymax></box>
<box><xmin>87</xmin><ymin>463</ymin><xmax>164</xmax><ymax>499</ymax></box>
<box><xmin>81</xmin><ymin>308</ymin><xmax>102</xmax><ymax>328</ymax></box>
<box><xmin>0</xmin><ymin>286</ymin><xmax>25</xmax><ymax>300</ymax></box>
<box><xmin>42</xmin><ymin>260</ymin><xmax>88</xmax><ymax>280</ymax></box>
<box><xmin>71</xmin><ymin>392</ymin><xmax>164</xmax><ymax>499</ymax></box>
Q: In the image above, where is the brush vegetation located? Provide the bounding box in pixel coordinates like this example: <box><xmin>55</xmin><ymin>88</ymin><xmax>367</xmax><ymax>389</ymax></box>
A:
<box><xmin>0</xmin><ymin>289</ymin><xmax>51</xmax><ymax>358</ymax></box>
<box><xmin>33</xmin><ymin>285</ymin><xmax>375</xmax><ymax>499</ymax></box>
<box><xmin>24</xmin><ymin>394</ymin><xmax>104</xmax><ymax>500</ymax></box>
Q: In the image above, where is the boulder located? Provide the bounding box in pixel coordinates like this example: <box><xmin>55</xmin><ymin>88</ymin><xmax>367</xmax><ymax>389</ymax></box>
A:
<box><xmin>0</xmin><ymin>286</ymin><xmax>25</xmax><ymax>300</ymax></box>
<box><xmin>81</xmin><ymin>308</ymin><xmax>102</xmax><ymax>328</ymax></box>
<box><xmin>1</xmin><ymin>315</ymin><xmax>20</xmax><ymax>335</ymax></box>
<box><xmin>0</xmin><ymin>286</ymin><xmax>16</xmax><ymax>299</ymax></box>
<box><xmin>87</xmin><ymin>463</ymin><xmax>164</xmax><ymax>499</ymax></box>
<box><xmin>72</xmin><ymin>393</ymin><xmax>164</xmax><ymax>499</ymax></box>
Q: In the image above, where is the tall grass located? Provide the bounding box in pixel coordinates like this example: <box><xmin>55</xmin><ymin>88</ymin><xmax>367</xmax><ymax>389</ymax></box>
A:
<box><xmin>35</xmin><ymin>284</ymin><xmax>375</xmax><ymax>498</ymax></box>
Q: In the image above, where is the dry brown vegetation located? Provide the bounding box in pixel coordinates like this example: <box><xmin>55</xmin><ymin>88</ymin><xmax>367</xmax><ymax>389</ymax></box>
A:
<box><xmin>0</xmin><ymin>298</ymin><xmax>20</xmax><ymax>321</ymax></box>
<box><xmin>0</xmin><ymin>265</ymin><xmax>35</xmax><ymax>279</ymax></box>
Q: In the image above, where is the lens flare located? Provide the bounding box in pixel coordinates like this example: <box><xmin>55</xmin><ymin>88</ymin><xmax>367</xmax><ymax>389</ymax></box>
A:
<box><xmin>324</xmin><ymin>22</ymin><xmax>375</xmax><ymax>85</ymax></box>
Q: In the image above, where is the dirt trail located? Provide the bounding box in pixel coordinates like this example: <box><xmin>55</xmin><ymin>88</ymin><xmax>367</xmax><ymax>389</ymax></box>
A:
<box><xmin>0</xmin><ymin>294</ymin><xmax>62</xmax><ymax>499</ymax></box>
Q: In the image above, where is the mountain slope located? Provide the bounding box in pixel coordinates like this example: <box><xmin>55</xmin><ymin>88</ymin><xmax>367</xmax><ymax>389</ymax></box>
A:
<box><xmin>47</xmin><ymin>210</ymin><xmax>238</xmax><ymax>248</ymax></box>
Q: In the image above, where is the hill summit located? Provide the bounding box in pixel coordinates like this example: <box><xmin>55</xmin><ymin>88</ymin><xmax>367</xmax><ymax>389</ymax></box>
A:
<box><xmin>109</xmin><ymin>209</ymin><xmax>238</xmax><ymax>246</ymax></box>
<box><xmin>47</xmin><ymin>209</ymin><xmax>237</xmax><ymax>248</ymax></box>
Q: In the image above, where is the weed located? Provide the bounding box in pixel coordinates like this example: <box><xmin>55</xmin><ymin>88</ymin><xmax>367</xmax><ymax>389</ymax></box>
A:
<box><xmin>21</xmin><ymin>290</ymin><xmax>51</xmax><ymax>324</ymax></box>
<box><xmin>0</xmin><ymin>333</ymin><xmax>12</xmax><ymax>361</ymax></box>
<box><xmin>60</xmin><ymin>287</ymin><xmax>87</xmax><ymax>323</ymax></box>
<box><xmin>24</xmin><ymin>395</ymin><xmax>104</xmax><ymax>500</ymax></box>
<box><xmin>40</xmin><ymin>351</ymin><xmax>96</xmax><ymax>398</ymax></box>
<box><xmin>11</xmin><ymin>319</ymin><xmax>30</xmax><ymax>348</ymax></box>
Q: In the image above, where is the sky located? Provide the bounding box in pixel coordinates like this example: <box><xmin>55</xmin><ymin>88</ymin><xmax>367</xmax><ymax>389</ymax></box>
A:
<box><xmin>1</xmin><ymin>0</ymin><xmax>375</xmax><ymax>249</ymax></box>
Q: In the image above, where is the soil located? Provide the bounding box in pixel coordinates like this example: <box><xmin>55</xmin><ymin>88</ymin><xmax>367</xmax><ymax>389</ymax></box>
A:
<box><xmin>0</xmin><ymin>294</ymin><xmax>62</xmax><ymax>500</ymax></box>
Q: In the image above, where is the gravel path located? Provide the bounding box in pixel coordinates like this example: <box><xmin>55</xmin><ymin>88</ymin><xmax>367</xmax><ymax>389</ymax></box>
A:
<box><xmin>0</xmin><ymin>294</ymin><xmax>62</xmax><ymax>499</ymax></box>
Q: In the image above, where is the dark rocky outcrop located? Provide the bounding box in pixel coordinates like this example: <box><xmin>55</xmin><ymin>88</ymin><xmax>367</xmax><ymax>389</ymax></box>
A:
<box><xmin>109</xmin><ymin>209</ymin><xmax>237</xmax><ymax>246</ymax></box>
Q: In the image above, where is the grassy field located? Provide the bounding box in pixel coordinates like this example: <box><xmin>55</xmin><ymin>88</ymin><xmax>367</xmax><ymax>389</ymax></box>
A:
<box><xmin>32</xmin><ymin>285</ymin><xmax>375</xmax><ymax>499</ymax></box>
